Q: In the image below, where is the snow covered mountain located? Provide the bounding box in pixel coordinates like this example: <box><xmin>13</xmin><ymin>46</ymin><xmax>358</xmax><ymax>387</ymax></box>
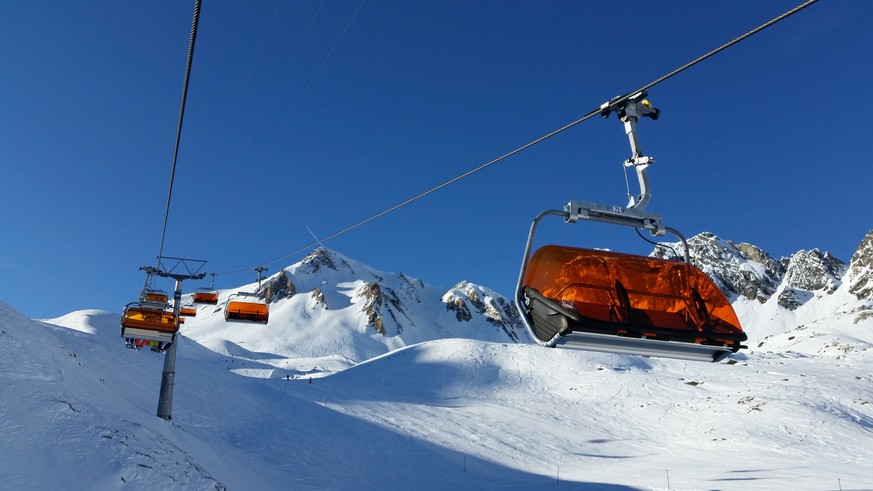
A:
<box><xmin>2</xmin><ymin>230</ymin><xmax>873</xmax><ymax>489</ymax></box>
<box><xmin>179</xmin><ymin>248</ymin><xmax>523</xmax><ymax>376</ymax></box>
<box><xmin>653</xmin><ymin>231</ymin><xmax>858</xmax><ymax>306</ymax></box>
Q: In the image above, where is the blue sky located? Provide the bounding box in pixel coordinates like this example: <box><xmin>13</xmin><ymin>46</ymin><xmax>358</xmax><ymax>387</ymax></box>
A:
<box><xmin>2</xmin><ymin>1</ymin><xmax>871</xmax><ymax>319</ymax></box>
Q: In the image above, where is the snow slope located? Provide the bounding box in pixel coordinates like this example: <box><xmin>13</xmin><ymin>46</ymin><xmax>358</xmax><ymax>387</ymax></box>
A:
<box><xmin>4</xmin><ymin>237</ymin><xmax>873</xmax><ymax>490</ymax></box>
<box><xmin>3</xmin><ymin>284</ymin><xmax>873</xmax><ymax>490</ymax></box>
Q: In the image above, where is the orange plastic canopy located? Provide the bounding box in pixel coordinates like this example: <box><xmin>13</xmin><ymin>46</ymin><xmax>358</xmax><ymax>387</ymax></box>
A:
<box><xmin>142</xmin><ymin>290</ymin><xmax>169</xmax><ymax>304</ymax></box>
<box><xmin>524</xmin><ymin>245</ymin><xmax>743</xmax><ymax>340</ymax></box>
<box><xmin>225</xmin><ymin>300</ymin><xmax>269</xmax><ymax>323</ymax></box>
<box><xmin>121</xmin><ymin>306</ymin><xmax>179</xmax><ymax>334</ymax></box>
<box><xmin>193</xmin><ymin>291</ymin><xmax>218</xmax><ymax>304</ymax></box>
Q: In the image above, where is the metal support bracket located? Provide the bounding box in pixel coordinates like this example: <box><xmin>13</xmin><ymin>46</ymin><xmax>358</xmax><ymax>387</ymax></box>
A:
<box><xmin>600</xmin><ymin>91</ymin><xmax>660</xmax><ymax>211</ymax></box>
<box><xmin>564</xmin><ymin>199</ymin><xmax>666</xmax><ymax>236</ymax></box>
<box><xmin>138</xmin><ymin>256</ymin><xmax>207</xmax><ymax>421</ymax></box>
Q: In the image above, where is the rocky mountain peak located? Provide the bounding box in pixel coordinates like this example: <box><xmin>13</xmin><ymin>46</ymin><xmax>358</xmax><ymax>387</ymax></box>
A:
<box><xmin>848</xmin><ymin>228</ymin><xmax>873</xmax><ymax>300</ymax></box>
<box><xmin>652</xmin><ymin>231</ymin><xmax>871</xmax><ymax>311</ymax></box>
<box><xmin>264</xmin><ymin>270</ymin><xmax>296</xmax><ymax>303</ymax></box>
<box><xmin>442</xmin><ymin>281</ymin><xmax>521</xmax><ymax>342</ymax></box>
<box><xmin>653</xmin><ymin>232</ymin><xmax>784</xmax><ymax>303</ymax></box>
<box><xmin>783</xmin><ymin>249</ymin><xmax>844</xmax><ymax>293</ymax></box>
<box><xmin>776</xmin><ymin>249</ymin><xmax>846</xmax><ymax>310</ymax></box>
<box><xmin>297</xmin><ymin>248</ymin><xmax>355</xmax><ymax>276</ymax></box>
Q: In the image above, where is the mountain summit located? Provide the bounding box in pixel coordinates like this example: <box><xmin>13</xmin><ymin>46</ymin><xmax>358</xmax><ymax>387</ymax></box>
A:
<box><xmin>181</xmin><ymin>248</ymin><xmax>525</xmax><ymax>375</ymax></box>
<box><xmin>848</xmin><ymin>228</ymin><xmax>873</xmax><ymax>300</ymax></box>
<box><xmin>654</xmin><ymin>230</ymin><xmax>873</xmax><ymax>310</ymax></box>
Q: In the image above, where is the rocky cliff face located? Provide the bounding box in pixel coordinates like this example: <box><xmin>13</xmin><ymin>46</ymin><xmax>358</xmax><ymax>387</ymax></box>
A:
<box><xmin>264</xmin><ymin>270</ymin><xmax>296</xmax><ymax>303</ymax></box>
<box><xmin>354</xmin><ymin>281</ymin><xmax>422</xmax><ymax>336</ymax></box>
<box><xmin>847</xmin><ymin>228</ymin><xmax>873</xmax><ymax>301</ymax></box>
<box><xmin>777</xmin><ymin>249</ymin><xmax>845</xmax><ymax>309</ymax></box>
<box><xmin>652</xmin><ymin>232</ymin><xmax>784</xmax><ymax>302</ymax></box>
<box><xmin>268</xmin><ymin>247</ymin><xmax>526</xmax><ymax>344</ymax></box>
<box><xmin>654</xmin><ymin>231</ymin><xmax>866</xmax><ymax>312</ymax></box>
<box><xmin>442</xmin><ymin>281</ymin><xmax>521</xmax><ymax>342</ymax></box>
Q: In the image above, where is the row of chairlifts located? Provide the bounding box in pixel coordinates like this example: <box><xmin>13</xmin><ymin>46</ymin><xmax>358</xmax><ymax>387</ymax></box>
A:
<box><xmin>121</xmin><ymin>259</ymin><xmax>207</xmax><ymax>352</ymax></box>
<box><xmin>121</xmin><ymin>269</ymin><xmax>270</xmax><ymax>351</ymax></box>
<box><xmin>190</xmin><ymin>270</ymin><xmax>269</xmax><ymax>323</ymax></box>
<box><xmin>514</xmin><ymin>93</ymin><xmax>748</xmax><ymax>363</ymax></box>
<box><xmin>122</xmin><ymin>95</ymin><xmax>742</xmax><ymax>362</ymax></box>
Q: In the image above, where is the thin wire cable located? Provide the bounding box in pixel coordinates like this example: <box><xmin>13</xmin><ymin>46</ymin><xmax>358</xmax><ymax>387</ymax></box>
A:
<box><xmin>635</xmin><ymin>228</ymin><xmax>680</xmax><ymax>261</ymax></box>
<box><xmin>213</xmin><ymin>0</ymin><xmax>819</xmax><ymax>276</ymax></box>
<box><xmin>237</xmin><ymin>0</ymin><xmax>326</xmax><ymax>159</ymax></box>
<box><xmin>251</xmin><ymin>0</ymin><xmax>367</xmax><ymax>169</ymax></box>
<box><xmin>636</xmin><ymin>0</ymin><xmax>819</xmax><ymax>96</ymax></box>
<box><xmin>157</xmin><ymin>0</ymin><xmax>203</xmax><ymax>262</ymax></box>
<box><xmin>216</xmin><ymin>0</ymin><xmax>282</xmax><ymax>155</ymax></box>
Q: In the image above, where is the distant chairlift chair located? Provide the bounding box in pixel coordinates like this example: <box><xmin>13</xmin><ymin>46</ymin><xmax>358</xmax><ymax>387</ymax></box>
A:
<box><xmin>224</xmin><ymin>292</ymin><xmax>269</xmax><ymax>323</ymax></box>
<box><xmin>121</xmin><ymin>288</ymin><xmax>178</xmax><ymax>350</ymax></box>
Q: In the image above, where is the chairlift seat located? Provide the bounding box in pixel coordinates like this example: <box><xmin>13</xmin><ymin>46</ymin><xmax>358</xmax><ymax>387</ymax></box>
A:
<box><xmin>141</xmin><ymin>289</ymin><xmax>169</xmax><ymax>305</ymax></box>
<box><xmin>193</xmin><ymin>289</ymin><xmax>218</xmax><ymax>304</ymax></box>
<box><xmin>120</xmin><ymin>303</ymin><xmax>179</xmax><ymax>343</ymax></box>
<box><xmin>224</xmin><ymin>293</ymin><xmax>269</xmax><ymax>323</ymax></box>
<box><xmin>519</xmin><ymin>245</ymin><xmax>746</xmax><ymax>362</ymax></box>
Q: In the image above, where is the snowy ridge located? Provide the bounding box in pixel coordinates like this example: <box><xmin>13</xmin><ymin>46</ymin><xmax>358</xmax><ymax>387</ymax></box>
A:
<box><xmin>655</xmin><ymin>230</ymin><xmax>872</xmax><ymax>306</ymax></box>
<box><xmin>181</xmin><ymin>248</ymin><xmax>524</xmax><ymax>376</ymax></box>
<box><xmin>848</xmin><ymin>228</ymin><xmax>873</xmax><ymax>300</ymax></box>
<box><xmin>654</xmin><ymin>229</ymin><xmax>873</xmax><ymax>359</ymax></box>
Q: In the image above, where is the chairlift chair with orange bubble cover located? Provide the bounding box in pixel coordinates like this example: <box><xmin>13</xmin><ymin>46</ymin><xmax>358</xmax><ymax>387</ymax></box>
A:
<box><xmin>224</xmin><ymin>292</ymin><xmax>269</xmax><ymax>323</ymax></box>
<box><xmin>121</xmin><ymin>286</ymin><xmax>178</xmax><ymax>343</ymax></box>
<box><xmin>193</xmin><ymin>288</ymin><xmax>218</xmax><ymax>304</ymax></box>
<box><xmin>518</xmin><ymin>242</ymin><xmax>747</xmax><ymax>362</ymax></box>
<box><xmin>514</xmin><ymin>92</ymin><xmax>747</xmax><ymax>362</ymax></box>
<box><xmin>121</xmin><ymin>302</ymin><xmax>179</xmax><ymax>344</ymax></box>
<box><xmin>194</xmin><ymin>273</ymin><xmax>219</xmax><ymax>304</ymax></box>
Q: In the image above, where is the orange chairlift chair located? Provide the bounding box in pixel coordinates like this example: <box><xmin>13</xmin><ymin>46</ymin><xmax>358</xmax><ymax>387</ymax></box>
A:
<box><xmin>121</xmin><ymin>288</ymin><xmax>179</xmax><ymax>346</ymax></box>
<box><xmin>140</xmin><ymin>288</ymin><xmax>169</xmax><ymax>305</ymax></box>
<box><xmin>514</xmin><ymin>92</ymin><xmax>747</xmax><ymax>362</ymax></box>
<box><xmin>193</xmin><ymin>288</ymin><xmax>219</xmax><ymax>304</ymax></box>
<box><xmin>179</xmin><ymin>303</ymin><xmax>197</xmax><ymax>317</ymax></box>
<box><xmin>193</xmin><ymin>273</ymin><xmax>219</xmax><ymax>304</ymax></box>
<box><xmin>224</xmin><ymin>292</ymin><xmax>269</xmax><ymax>323</ymax></box>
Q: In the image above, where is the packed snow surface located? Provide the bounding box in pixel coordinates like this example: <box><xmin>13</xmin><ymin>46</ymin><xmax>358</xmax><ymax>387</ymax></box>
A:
<box><xmin>3</xmin><ymin>244</ymin><xmax>873</xmax><ymax>490</ymax></box>
<box><xmin>2</xmin><ymin>296</ymin><xmax>872</xmax><ymax>490</ymax></box>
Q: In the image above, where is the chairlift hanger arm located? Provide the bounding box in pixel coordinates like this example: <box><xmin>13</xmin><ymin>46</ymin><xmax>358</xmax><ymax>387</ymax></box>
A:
<box><xmin>600</xmin><ymin>91</ymin><xmax>661</xmax><ymax>211</ymax></box>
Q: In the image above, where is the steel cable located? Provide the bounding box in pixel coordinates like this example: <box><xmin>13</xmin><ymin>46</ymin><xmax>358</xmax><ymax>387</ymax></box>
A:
<box><xmin>157</xmin><ymin>0</ymin><xmax>202</xmax><ymax>262</ymax></box>
<box><xmin>213</xmin><ymin>0</ymin><xmax>819</xmax><ymax>277</ymax></box>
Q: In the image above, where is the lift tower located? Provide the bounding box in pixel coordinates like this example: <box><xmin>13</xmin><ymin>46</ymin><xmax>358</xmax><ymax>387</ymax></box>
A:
<box><xmin>142</xmin><ymin>256</ymin><xmax>206</xmax><ymax>420</ymax></box>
